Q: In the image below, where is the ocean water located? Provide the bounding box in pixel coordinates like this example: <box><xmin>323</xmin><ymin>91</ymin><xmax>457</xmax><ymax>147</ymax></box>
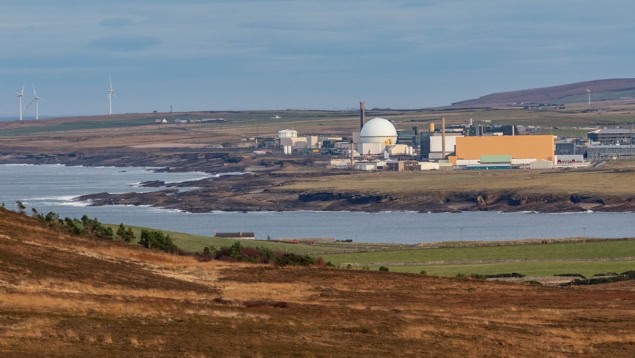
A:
<box><xmin>0</xmin><ymin>164</ymin><xmax>633</xmax><ymax>243</ymax></box>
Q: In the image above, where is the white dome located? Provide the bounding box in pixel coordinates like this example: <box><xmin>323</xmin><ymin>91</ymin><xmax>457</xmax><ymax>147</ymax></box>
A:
<box><xmin>360</xmin><ymin>117</ymin><xmax>398</xmax><ymax>144</ymax></box>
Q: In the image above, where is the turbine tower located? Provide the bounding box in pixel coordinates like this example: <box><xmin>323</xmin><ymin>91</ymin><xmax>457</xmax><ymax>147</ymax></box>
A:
<box><xmin>29</xmin><ymin>85</ymin><xmax>44</xmax><ymax>120</ymax></box>
<box><xmin>107</xmin><ymin>76</ymin><xmax>115</xmax><ymax>115</ymax></box>
<box><xmin>586</xmin><ymin>88</ymin><xmax>591</xmax><ymax>106</ymax></box>
<box><xmin>16</xmin><ymin>86</ymin><xmax>24</xmax><ymax>121</ymax></box>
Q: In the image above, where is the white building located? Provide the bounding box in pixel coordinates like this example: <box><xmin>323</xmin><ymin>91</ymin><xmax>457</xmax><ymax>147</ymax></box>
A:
<box><xmin>278</xmin><ymin>129</ymin><xmax>297</xmax><ymax>139</ymax></box>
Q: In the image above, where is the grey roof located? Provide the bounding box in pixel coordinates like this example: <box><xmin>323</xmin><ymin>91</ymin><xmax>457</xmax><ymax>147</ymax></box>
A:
<box><xmin>591</xmin><ymin>128</ymin><xmax>635</xmax><ymax>134</ymax></box>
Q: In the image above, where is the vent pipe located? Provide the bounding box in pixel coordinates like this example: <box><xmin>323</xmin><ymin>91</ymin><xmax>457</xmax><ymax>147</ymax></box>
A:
<box><xmin>441</xmin><ymin>117</ymin><xmax>446</xmax><ymax>159</ymax></box>
<box><xmin>360</xmin><ymin>101</ymin><xmax>366</xmax><ymax>130</ymax></box>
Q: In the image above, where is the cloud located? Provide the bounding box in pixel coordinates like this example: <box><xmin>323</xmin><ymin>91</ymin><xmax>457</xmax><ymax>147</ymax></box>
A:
<box><xmin>88</xmin><ymin>35</ymin><xmax>162</xmax><ymax>53</ymax></box>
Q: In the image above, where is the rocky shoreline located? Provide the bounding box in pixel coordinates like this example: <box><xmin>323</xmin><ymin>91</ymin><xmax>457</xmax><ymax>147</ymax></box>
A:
<box><xmin>77</xmin><ymin>172</ymin><xmax>635</xmax><ymax>213</ymax></box>
<box><xmin>2</xmin><ymin>152</ymin><xmax>634</xmax><ymax>214</ymax></box>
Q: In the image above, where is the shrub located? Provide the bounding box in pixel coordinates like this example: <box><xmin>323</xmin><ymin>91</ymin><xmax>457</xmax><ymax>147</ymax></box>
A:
<box><xmin>138</xmin><ymin>229</ymin><xmax>178</xmax><ymax>253</ymax></box>
<box><xmin>16</xmin><ymin>200</ymin><xmax>26</xmax><ymax>213</ymax></box>
<box><xmin>622</xmin><ymin>270</ymin><xmax>635</xmax><ymax>279</ymax></box>
<box><xmin>196</xmin><ymin>246</ymin><xmax>216</xmax><ymax>262</ymax></box>
<box><xmin>378</xmin><ymin>266</ymin><xmax>389</xmax><ymax>272</ymax></box>
<box><xmin>419</xmin><ymin>270</ymin><xmax>427</xmax><ymax>275</ymax></box>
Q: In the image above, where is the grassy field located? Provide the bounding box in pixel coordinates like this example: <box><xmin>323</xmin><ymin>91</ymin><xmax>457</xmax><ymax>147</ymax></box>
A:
<box><xmin>387</xmin><ymin>260</ymin><xmax>635</xmax><ymax>277</ymax></box>
<box><xmin>322</xmin><ymin>240</ymin><xmax>635</xmax><ymax>265</ymax></box>
<box><xmin>112</xmin><ymin>224</ymin><xmax>635</xmax><ymax>277</ymax></box>
<box><xmin>321</xmin><ymin>239</ymin><xmax>635</xmax><ymax>276</ymax></box>
<box><xmin>280</xmin><ymin>161</ymin><xmax>635</xmax><ymax>196</ymax></box>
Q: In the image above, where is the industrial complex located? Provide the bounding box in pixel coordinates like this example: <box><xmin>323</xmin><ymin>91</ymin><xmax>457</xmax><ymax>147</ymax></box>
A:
<box><xmin>258</xmin><ymin>101</ymin><xmax>635</xmax><ymax>172</ymax></box>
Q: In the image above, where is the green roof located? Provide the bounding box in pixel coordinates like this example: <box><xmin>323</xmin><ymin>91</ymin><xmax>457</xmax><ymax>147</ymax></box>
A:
<box><xmin>480</xmin><ymin>155</ymin><xmax>512</xmax><ymax>163</ymax></box>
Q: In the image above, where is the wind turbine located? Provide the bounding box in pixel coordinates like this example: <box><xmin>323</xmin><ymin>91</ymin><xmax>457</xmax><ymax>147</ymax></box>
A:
<box><xmin>586</xmin><ymin>88</ymin><xmax>591</xmax><ymax>106</ymax></box>
<box><xmin>106</xmin><ymin>76</ymin><xmax>115</xmax><ymax>115</ymax></box>
<box><xmin>27</xmin><ymin>85</ymin><xmax>45</xmax><ymax>120</ymax></box>
<box><xmin>16</xmin><ymin>86</ymin><xmax>24</xmax><ymax>121</ymax></box>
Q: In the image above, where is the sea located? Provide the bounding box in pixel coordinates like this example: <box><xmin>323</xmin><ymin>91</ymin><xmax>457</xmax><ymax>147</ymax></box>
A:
<box><xmin>0</xmin><ymin>164</ymin><xmax>633</xmax><ymax>244</ymax></box>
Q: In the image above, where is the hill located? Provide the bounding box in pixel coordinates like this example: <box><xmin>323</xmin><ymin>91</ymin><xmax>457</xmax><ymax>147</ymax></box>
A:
<box><xmin>452</xmin><ymin>78</ymin><xmax>635</xmax><ymax>107</ymax></box>
<box><xmin>0</xmin><ymin>208</ymin><xmax>634</xmax><ymax>356</ymax></box>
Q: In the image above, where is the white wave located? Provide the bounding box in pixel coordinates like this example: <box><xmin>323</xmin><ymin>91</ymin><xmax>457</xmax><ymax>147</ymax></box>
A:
<box><xmin>25</xmin><ymin>195</ymin><xmax>84</xmax><ymax>201</ymax></box>
<box><xmin>60</xmin><ymin>200</ymin><xmax>92</xmax><ymax>207</ymax></box>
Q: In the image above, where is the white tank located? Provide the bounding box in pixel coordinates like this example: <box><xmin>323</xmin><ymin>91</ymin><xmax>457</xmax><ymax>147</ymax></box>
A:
<box><xmin>360</xmin><ymin>118</ymin><xmax>397</xmax><ymax>145</ymax></box>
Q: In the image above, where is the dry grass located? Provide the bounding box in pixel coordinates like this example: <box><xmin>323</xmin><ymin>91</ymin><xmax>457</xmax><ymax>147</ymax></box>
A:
<box><xmin>280</xmin><ymin>165</ymin><xmax>635</xmax><ymax>196</ymax></box>
<box><xmin>0</xmin><ymin>209</ymin><xmax>634</xmax><ymax>357</ymax></box>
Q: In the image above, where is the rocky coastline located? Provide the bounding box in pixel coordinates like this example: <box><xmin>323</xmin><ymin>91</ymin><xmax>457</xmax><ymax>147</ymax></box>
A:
<box><xmin>2</xmin><ymin>152</ymin><xmax>634</xmax><ymax>214</ymax></box>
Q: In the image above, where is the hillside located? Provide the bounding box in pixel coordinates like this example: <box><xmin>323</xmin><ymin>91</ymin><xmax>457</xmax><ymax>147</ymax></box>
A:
<box><xmin>452</xmin><ymin>78</ymin><xmax>635</xmax><ymax>107</ymax></box>
<box><xmin>0</xmin><ymin>208</ymin><xmax>634</xmax><ymax>356</ymax></box>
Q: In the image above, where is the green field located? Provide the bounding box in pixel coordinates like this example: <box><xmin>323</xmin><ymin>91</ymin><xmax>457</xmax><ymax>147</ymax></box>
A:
<box><xmin>111</xmin><ymin>224</ymin><xmax>635</xmax><ymax>277</ymax></box>
<box><xmin>387</xmin><ymin>260</ymin><xmax>635</xmax><ymax>277</ymax></box>
<box><xmin>321</xmin><ymin>240</ymin><xmax>635</xmax><ymax>265</ymax></box>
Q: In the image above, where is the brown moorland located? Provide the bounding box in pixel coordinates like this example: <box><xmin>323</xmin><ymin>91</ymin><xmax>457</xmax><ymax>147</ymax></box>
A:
<box><xmin>0</xmin><ymin>208</ymin><xmax>634</xmax><ymax>357</ymax></box>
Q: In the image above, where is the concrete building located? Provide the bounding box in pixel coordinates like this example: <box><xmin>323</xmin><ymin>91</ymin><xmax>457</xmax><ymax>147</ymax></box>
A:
<box><xmin>278</xmin><ymin>129</ymin><xmax>298</xmax><ymax>139</ymax></box>
<box><xmin>586</xmin><ymin>144</ymin><xmax>635</xmax><ymax>159</ymax></box>
<box><xmin>588</xmin><ymin>128</ymin><xmax>634</xmax><ymax>145</ymax></box>
<box><xmin>429</xmin><ymin>134</ymin><xmax>462</xmax><ymax>160</ymax></box>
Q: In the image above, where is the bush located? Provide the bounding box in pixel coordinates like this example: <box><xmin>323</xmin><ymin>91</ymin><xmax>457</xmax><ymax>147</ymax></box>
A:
<box><xmin>196</xmin><ymin>246</ymin><xmax>216</xmax><ymax>262</ymax></box>
<box><xmin>378</xmin><ymin>266</ymin><xmax>389</xmax><ymax>272</ymax></box>
<box><xmin>484</xmin><ymin>273</ymin><xmax>525</xmax><ymax>279</ymax></box>
<box><xmin>469</xmin><ymin>273</ymin><xmax>486</xmax><ymax>280</ymax></box>
<box><xmin>16</xmin><ymin>200</ymin><xmax>26</xmax><ymax>213</ymax></box>
<box><xmin>116</xmin><ymin>224</ymin><xmax>136</xmax><ymax>242</ymax></box>
<box><xmin>138</xmin><ymin>229</ymin><xmax>178</xmax><ymax>253</ymax></box>
<box><xmin>419</xmin><ymin>270</ymin><xmax>427</xmax><ymax>275</ymax></box>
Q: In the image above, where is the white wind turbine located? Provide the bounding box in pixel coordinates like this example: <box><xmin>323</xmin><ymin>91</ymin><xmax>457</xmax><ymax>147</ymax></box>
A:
<box><xmin>27</xmin><ymin>85</ymin><xmax>46</xmax><ymax>120</ymax></box>
<box><xmin>106</xmin><ymin>76</ymin><xmax>115</xmax><ymax>115</ymax></box>
<box><xmin>16</xmin><ymin>86</ymin><xmax>25</xmax><ymax>121</ymax></box>
<box><xmin>586</xmin><ymin>88</ymin><xmax>591</xmax><ymax>106</ymax></box>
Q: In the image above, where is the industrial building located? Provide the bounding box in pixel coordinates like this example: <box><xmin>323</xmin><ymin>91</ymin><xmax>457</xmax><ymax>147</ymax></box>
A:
<box><xmin>450</xmin><ymin>135</ymin><xmax>555</xmax><ymax>168</ymax></box>
<box><xmin>588</xmin><ymin>128</ymin><xmax>634</xmax><ymax>145</ymax></box>
<box><xmin>272</xmin><ymin>101</ymin><xmax>567</xmax><ymax>171</ymax></box>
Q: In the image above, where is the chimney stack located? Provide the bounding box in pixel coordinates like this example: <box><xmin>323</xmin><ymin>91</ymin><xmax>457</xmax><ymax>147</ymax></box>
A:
<box><xmin>441</xmin><ymin>117</ymin><xmax>446</xmax><ymax>159</ymax></box>
<box><xmin>360</xmin><ymin>101</ymin><xmax>366</xmax><ymax>130</ymax></box>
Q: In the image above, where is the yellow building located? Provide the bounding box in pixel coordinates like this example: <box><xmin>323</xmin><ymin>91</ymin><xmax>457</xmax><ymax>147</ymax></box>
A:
<box><xmin>451</xmin><ymin>135</ymin><xmax>554</xmax><ymax>164</ymax></box>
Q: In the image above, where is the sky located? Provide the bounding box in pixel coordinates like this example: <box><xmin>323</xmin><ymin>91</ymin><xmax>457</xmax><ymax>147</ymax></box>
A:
<box><xmin>1</xmin><ymin>0</ymin><xmax>634</xmax><ymax>117</ymax></box>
